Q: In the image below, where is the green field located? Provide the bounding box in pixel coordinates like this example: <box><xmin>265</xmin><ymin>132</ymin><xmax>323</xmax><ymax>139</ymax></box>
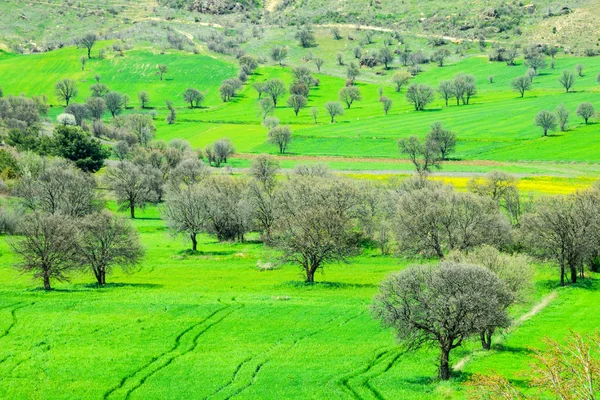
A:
<box><xmin>1</xmin><ymin>204</ymin><xmax>598</xmax><ymax>399</ymax></box>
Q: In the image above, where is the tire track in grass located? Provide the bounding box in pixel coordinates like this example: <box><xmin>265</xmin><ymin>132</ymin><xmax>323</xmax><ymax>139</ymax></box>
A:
<box><xmin>103</xmin><ymin>302</ymin><xmax>241</xmax><ymax>400</ymax></box>
<box><xmin>362</xmin><ymin>351</ymin><xmax>404</xmax><ymax>400</ymax></box>
<box><xmin>0</xmin><ymin>302</ymin><xmax>34</xmax><ymax>340</ymax></box>
<box><xmin>213</xmin><ymin>312</ymin><xmax>363</xmax><ymax>400</ymax></box>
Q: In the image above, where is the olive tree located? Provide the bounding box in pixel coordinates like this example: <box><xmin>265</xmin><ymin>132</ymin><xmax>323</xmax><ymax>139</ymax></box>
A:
<box><xmin>264</xmin><ymin>79</ymin><xmax>287</xmax><ymax>107</ymax></box>
<box><xmin>183</xmin><ymin>88</ymin><xmax>204</xmax><ymax>108</ymax></box>
<box><xmin>286</xmin><ymin>94</ymin><xmax>307</xmax><ymax>116</ymax></box>
<box><xmin>78</xmin><ymin>211</ymin><xmax>144</xmax><ymax>285</ymax></box>
<box><xmin>372</xmin><ymin>262</ymin><xmax>512</xmax><ymax>380</ymax></box>
<box><xmin>272</xmin><ymin>176</ymin><xmax>361</xmax><ymax>283</ymax></box>
<box><xmin>392</xmin><ymin>71</ymin><xmax>411</xmax><ymax>92</ymax></box>
<box><xmin>158</xmin><ymin>64</ymin><xmax>168</xmax><ymax>80</ymax></box>
<box><xmin>10</xmin><ymin>213</ymin><xmax>80</xmax><ymax>290</ymax></box>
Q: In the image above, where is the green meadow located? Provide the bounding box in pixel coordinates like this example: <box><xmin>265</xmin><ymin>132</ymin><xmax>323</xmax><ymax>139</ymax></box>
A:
<box><xmin>1</xmin><ymin>205</ymin><xmax>599</xmax><ymax>399</ymax></box>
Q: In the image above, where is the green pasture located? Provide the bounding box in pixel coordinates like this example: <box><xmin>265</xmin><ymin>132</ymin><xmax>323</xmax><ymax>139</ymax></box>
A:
<box><xmin>0</xmin><ymin>204</ymin><xmax>598</xmax><ymax>399</ymax></box>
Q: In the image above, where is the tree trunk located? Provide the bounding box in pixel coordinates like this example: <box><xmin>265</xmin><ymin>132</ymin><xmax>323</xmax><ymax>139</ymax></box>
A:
<box><xmin>438</xmin><ymin>347</ymin><xmax>451</xmax><ymax>380</ymax></box>
<box><xmin>305</xmin><ymin>266</ymin><xmax>316</xmax><ymax>283</ymax></box>
<box><xmin>43</xmin><ymin>271</ymin><xmax>52</xmax><ymax>290</ymax></box>
<box><xmin>87</xmin><ymin>48</ymin><xmax>91</xmax><ymax>58</ymax></box>
<box><xmin>480</xmin><ymin>329</ymin><xmax>493</xmax><ymax>350</ymax></box>
<box><xmin>560</xmin><ymin>262</ymin><xmax>565</xmax><ymax>286</ymax></box>
<box><xmin>191</xmin><ymin>233</ymin><xmax>198</xmax><ymax>252</ymax></box>
<box><xmin>570</xmin><ymin>265</ymin><xmax>578</xmax><ymax>284</ymax></box>
<box><xmin>130</xmin><ymin>205</ymin><xmax>136</xmax><ymax>219</ymax></box>
<box><xmin>99</xmin><ymin>269</ymin><xmax>106</xmax><ymax>286</ymax></box>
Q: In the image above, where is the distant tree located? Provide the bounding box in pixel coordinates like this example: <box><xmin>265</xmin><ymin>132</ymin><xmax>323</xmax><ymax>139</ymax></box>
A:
<box><xmin>378</xmin><ymin>47</ymin><xmax>394</xmax><ymax>69</ymax></box>
<box><xmin>296</xmin><ymin>26</ymin><xmax>316</xmax><ymax>48</ymax></box>
<box><xmin>426</xmin><ymin>122</ymin><xmax>456</xmax><ymax>160</ymax></box>
<box><xmin>504</xmin><ymin>47</ymin><xmax>518</xmax><ymax>66</ymax></box>
<box><xmin>381</xmin><ymin>96</ymin><xmax>393</xmax><ymax>115</ymax></box>
<box><xmin>183</xmin><ymin>88</ymin><xmax>204</xmax><ymax>108</ymax></box>
<box><xmin>290</xmin><ymin>81</ymin><xmax>310</xmax><ymax>98</ymax></box>
<box><xmin>438</xmin><ymin>80</ymin><xmax>455</xmax><ymax>106</ymax></box>
<box><xmin>57</xmin><ymin>113</ymin><xmax>76</xmax><ymax>126</ymax></box>
<box><xmin>391</xmin><ymin>71</ymin><xmax>411</xmax><ymax>92</ymax></box>
<box><xmin>165</xmin><ymin>100</ymin><xmax>176</xmax><ymax>124</ymax></box>
<box><xmin>259</xmin><ymin>98</ymin><xmax>275</xmax><ymax>120</ymax></box>
<box><xmin>310</xmin><ymin>107</ymin><xmax>319</xmax><ymax>123</ymax></box>
<box><xmin>431</xmin><ymin>48</ymin><xmax>450</xmax><ymax>67</ymax></box>
<box><xmin>575</xmin><ymin>63</ymin><xmax>584</xmax><ymax>77</ymax></box>
<box><xmin>80</xmin><ymin>56</ymin><xmax>87</xmax><ymax>71</ymax></box>
<box><xmin>405</xmin><ymin>83</ymin><xmax>434</xmax><ymax>111</ymax></box>
<box><xmin>104</xmin><ymin>91</ymin><xmax>124</xmax><ymax>117</ymax></box>
<box><xmin>268</xmin><ymin>126</ymin><xmax>292</xmax><ymax>154</ymax></box>
<box><xmin>272</xmin><ymin>176</ymin><xmax>361</xmax><ymax>283</ymax></box>
<box><xmin>398</xmin><ymin>135</ymin><xmax>441</xmax><ymax>175</ymax></box>
<box><xmin>164</xmin><ymin>183</ymin><xmax>207</xmax><ymax>252</ymax></box>
<box><xmin>339</xmin><ymin>86</ymin><xmax>362</xmax><ymax>109</ymax></box>
<box><xmin>325</xmin><ymin>101</ymin><xmax>344</xmax><ymax>123</ymax></box>
<box><xmin>336</xmin><ymin>53</ymin><xmax>344</xmax><ymax>66</ymax></box>
<box><xmin>51</xmin><ymin>125</ymin><xmax>108</xmax><ymax>172</ymax></box>
<box><xmin>534</xmin><ymin>110</ymin><xmax>558</xmax><ymax>136</ymax></box>
<box><xmin>558</xmin><ymin>70</ymin><xmax>576</xmax><ymax>93</ymax></box>
<box><xmin>525</xmin><ymin>53</ymin><xmax>546</xmax><ymax>73</ymax></box>
<box><xmin>264</xmin><ymin>79</ymin><xmax>287</xmax><ymax>107</ymax></box>
<box><xmin>113</xmin><ymin>141</ymin><xmax>130</xmax><ymax>161</ymax></box>
<box><xmin>54</xmin><ymin>79</ymin><xmax>78</xmax><ymax>106</ymax></box>
<box><xmin>158</xmin><ymin>64</ymin><xmax>168</xmax><ymax>80</ymax></box>
<box><xmin>314</xmin><ymin>57</ymin><xmax>324</xmax><ymax>72</ymax></box>
<box><xmin>14</xmin><ymin>159</ymin><xmax>97</xmax><ymax>217</ymax></box>
<box><xmin>556</xmin><ymin>104</ymin><xmax>570</xmax><ymax>131</ymax></box>
<box><xmin>122</xmin><ymin>94</ymin><xmax>130</xmax><ymax>109</ymax></box>
<box><xmin>347</xmin><ymin>62</ymin><xmax>360</xmax><ymax>84</ymax></box>
<box><xmin>90</xmin><ymin>83</ymin><xmax>109</xmax><ymax>98</ymax></box>
<box><xmin>78</xmin><ymin>211</ymin><xmax>143</xmax><ymax>285</ymax></box>
<box><xmin>104</xmin><ymin>161</ymin><xmax>160</xmax><ymax>218</ymax></box>
<box><xmin>94</xmin><ymin>74</ymin><xmax>101</xmax><ymax>83</ymax></box>
<box><xmin>248</xmin><ymin>156</ymin><xmax>280</xmax><ymax>242</ymax></box>
<box><xmin>10</xmin><ymin>213</ymin><xmax>80</xmax><ymax>290</ymax></box>
<box><xmin>271</xmin><ymin>46</ymin><xmax>288</xmax><ymax>66</ymax></box>
<box><xmin>286</xmin><ymin>94</ymin><xmax>307</xmax><ymax>116</ymax></box>
<box><xmin>65</xmin><ymin>103</ymin><xmax>90</xmax><ymax>125</ymax></box>
<box><xmin>213</xmin><ymin>138</ymin><xmax>235</xmax><ymax>166</ymax></box>
<box><xmin>138</xmin><ymin>91</ymin><xmax>150</xmax><ymax>108</ymax></box>
<box><xmin>576</xmin><ymin>102</ymin><xmax>595</xmax><ymax>124</ymax></box>
<box><xmin>521</xmin><ymin>189</ymin><xmax>600</xmax><ymax>285</ymax></box>
<box><xmin>453</xmin><ymin>74</ymin><xmax>476</xmax><ymax>105</ymax></box>
<box><xmin>511</xmin><ymin>76</ymin><xmax>532</xmax><ymax>98</ymax></box>
<box><xmin>77</xmin><ymin>33</ymin><xmax>97</xmax><ymax>58</ymax></box>
<box><xmin>86</xmin><ymin>97</ymin><xmax>106</xmax><ymax>120</ymax></box>
<box><xmin>125</xmin><ymin>114</ymin><xmax>156</xmax><ymax>147</ymax></box>
<box><xmin>331</xmin><ymin>27</ymin><xmax>342</xmax><ymax>40</ymax></box>
<box><xmin>219</xmin><ymin>83</ymin><xmax>235</xmax><ymax>102</ymax></box>
<box><xmin>372</xmin><ymin>262</ymin><xmax>512</xmax><ymax>380</ymax></box>
<box><xmin>252</xmin><ymin>82</ymin><xmax>267</xmax><ymax>99</ymax></box>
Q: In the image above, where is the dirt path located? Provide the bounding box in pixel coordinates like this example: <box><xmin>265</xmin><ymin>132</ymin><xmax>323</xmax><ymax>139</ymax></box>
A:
<box><xmin>453</xmin><ymin>291</ymin><xmax>558</xmax><ymax>371</ymax></box>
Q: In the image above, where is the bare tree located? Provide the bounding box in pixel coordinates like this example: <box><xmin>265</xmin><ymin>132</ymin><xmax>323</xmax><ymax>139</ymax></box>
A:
<box><xmin>372</xmin><ymin>262</ymin><xmax>512</xmax><ymax>380</ymax></box>
<box><xmin>339</xmin><ymin>86</ymin><xmax>362</xmax><ymax>109</ymax></box>
<box><xmin>272</xmin><ymin>176</ymin><xmax>361</xmax><ymax>282</ymax></box>
<box><xmin>405</xmin><ymin>83</ymin><xmax>434</xmax><ymax>111</ymax></box>
<box><xmin>183</xmin><ymin>88</ymin><xmax>204</xmax><ymax>108</ymax></box>
<box><xmin>264</xmin><ymin>79</ymin><xmax>287</xmax><ymax>107</ymax></box>
<box><xmin>138</xmin><ymin>91</ymin><xmax>150</xmax><ymax>108</ymax></box>
<box><xmin>104</xmin><ymin>91</ymin><xmax>124</xmax><ymax>118</ymax></box>
<box><xmin>511</xmin><ymin>76</ymin><xmax>532</xmax><ymax>98</ymax></box>
<box><xmin>248</xmin><ymin>155</ymin><xmax>280</xmax><ymax>241</ymax></box>
<box><xmin>325</xmin><ymin>101</ymin><xmax>344</xmax><ymax>123</ymax></box>
<box><xmin>576</xmin><ymin>102</ymin><xmax>595</xmax><ymax>124</ymax></box>
<box><xmin>438</xmin><ymin>80</ymin><xmax>455</xmax><ymax>106</ymax></box>
<box><xmin>521</xmin><ymin>189</ymin><xmax>600</xmax><ymax>285</ymax></box>
<box><xmin>558</xmin><ymin>70</ymin><xmax>576</xmax><ymax>93</ymax></box>
<box><xmin>86</xmin><ymin>97</ymin><xmax>106</xmax><ymax>120</ymax></box>
<box><xmin>381</xmin><ymin>96</ymin><xmax>392</xmax><ymax>115</ymax></box>
<box><xmin>310</xmin><ymin>107</ymin><xmax>319</xmax><ymax>123</ymax></box>
<box><xmin>314</xmin><ymin>57</ymin><xmax>324</xmax><ymax>72</ymax></box>
<box><xmin>286</xmin><ymin>94</ymin><xmax>307</xmax><ymax>116</ymax></box>
<box><xmin>271</xmin><ymin>46</ymin><xmax>288</xmax><ymax>66</ymax></box>
<box><xmin>78</xmin><ymin>211</ymin><xmax>143</xmax><ymax>285</ymax></box>
<box><xmin>398</xmin><ymin>136</ymin><xmax>441</xmax><ymax>175</ymax></box>
<box><xmin>268</xmin><ymin>126</ymin><xmax>292</xmax><ymax>154</ymax></box>
<box><xmin>158</xmin><ymin>64</ymin><xmax>168</xmax><ymax>80</ymax></box>
<box><xmin>55</xmin><ymin>79</ymin><xmax>78</xmax><ymax>106</ymax></box>
<box><xmin>392</xmin><ymin>71</ymin><xmax>411</xmax><ymax>92</ymax></box>
<box><xmin>10</xmin><ymin>213</ymin><xmax>80</xmax><ymax>290</ymax></box>
<box><xmin>534</xmin><ymin>110</ymin><xmax>558</xmax><ymax>136</ymax></box>
<box><xmin>77</xmin><ymin>33</ymin><xmax>97</xmax><ymax>58</ymax></box>
<box><xmin>425</xmin><ymin>122</ymin><xmax>456</xmax><ymax>160</ymax></box>
<box><xmin>104</xmin><ymin>161</ymin><xmax>160</xmax><ymax>218</ymax></box>
<box><xmin>164</xmin><ymin>184</ymin><xmax>206</xmax><ymax>251</ymax></box>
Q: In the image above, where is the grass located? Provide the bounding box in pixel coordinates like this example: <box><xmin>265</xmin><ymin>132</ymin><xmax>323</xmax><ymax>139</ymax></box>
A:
<box><xmin>0</xmin><ymin>204</ymin><xmax>598</xmax><ymax>399</ymax></box>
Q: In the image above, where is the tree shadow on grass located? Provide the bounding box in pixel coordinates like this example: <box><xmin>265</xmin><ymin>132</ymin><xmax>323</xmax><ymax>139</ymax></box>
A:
<box><xmin>176</xmin><ymin>249</ymin><xmax>237</xmax><ymax>257</ymax></box>
<box><xmin>280</xmin><ymin>281</ymin><xmax>377</xmax><ymax>289</ymax></box>
<box><xmin>77</xmin><ymin>282</ymin><xmax>163</xmax><ymax>290</ymax></box>
<box><xmin>492</xmin><ymin>344</ymin><xmax>534</xmax><ymax>355</ymax></box>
